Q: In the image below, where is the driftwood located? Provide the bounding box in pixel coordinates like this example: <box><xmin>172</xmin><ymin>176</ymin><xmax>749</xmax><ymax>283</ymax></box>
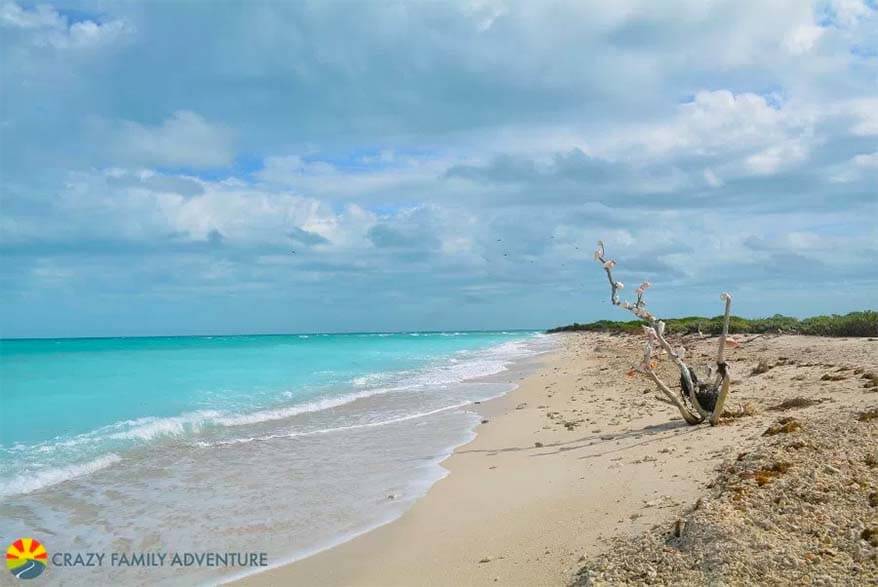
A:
<box><xmin>594</xmin><ymin>241</ymin><xmax>733</xmax><ymax>426</ymax></box>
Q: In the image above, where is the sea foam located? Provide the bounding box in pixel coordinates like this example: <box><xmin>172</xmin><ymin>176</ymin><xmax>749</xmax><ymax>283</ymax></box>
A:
<box><xmin>1</xmin><ymin>332</ymin><xmax>553</xmax><ymax>499</ymax></box>
<box><xmin>0</xmin><ymin>453</ymin><xmax>121</xmax><ymax>497</ymax></box>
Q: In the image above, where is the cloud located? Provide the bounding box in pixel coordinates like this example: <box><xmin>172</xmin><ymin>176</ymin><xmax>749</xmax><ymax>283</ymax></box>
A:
<box><xmin>852</xmin><ymin>151</ymin><xmax>878</xmax><ymax>168</ymax></box>
<box><xmin>844</xmin><ymin>98</ymin><xmax>878</xmax><ymax>136</ymax></box>
<box><xmin>367</xmin><ymin>207</ymin><xmax>443</xmax><ymax>253</ymax></box>
<box><xmin>0</xmin><ymin>1</ymin><xmax>129</xmax><ymax>48</ymax></box>
<box><xmin>784</xmin><ymin>24</ymin><xmax>824</xmax><ymax>54</ymax></box>
<box><xmin>620</xmin><ymin>90</ymin><xmax>802</xmax><ymax>160</ymax></box>
<box><xmin>287</xmin><ymin>226</ymin><xmax>330</xmax><ymax>246</ymax></box>
<box><xmin>0</xmin><ymin>2</ymin><xmax>64</xmax><ymax>29</ymax></box>
<box><xmin>1</xmin><ymin>0</ymin><xmax>877</xmax><ymax>336</ymax></box>
<box><xmin>825</xmin><ymin>0</ymin><xmax>873</xmax><ymax>27</ymax></box>
<box><xmin>113</xmin><ymin>111</ymin><xmax>235</xmax><ymax>168</ymax></box>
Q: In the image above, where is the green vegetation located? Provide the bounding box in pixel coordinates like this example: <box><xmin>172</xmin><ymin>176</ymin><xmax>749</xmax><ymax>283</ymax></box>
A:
<box><xmin>547</xmin><ymin>310</ymin><xmax>878</xmax><ymax>337</ymax></box>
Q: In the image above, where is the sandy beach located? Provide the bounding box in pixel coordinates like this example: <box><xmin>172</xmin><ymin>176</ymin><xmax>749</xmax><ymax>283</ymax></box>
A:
<box><xmin>238</xmin><ymin>332</ymin><xmax>876</xmax><ymax>586</ymax></box>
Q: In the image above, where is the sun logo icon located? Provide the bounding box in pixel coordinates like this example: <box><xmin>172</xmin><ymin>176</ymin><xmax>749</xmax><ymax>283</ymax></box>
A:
<box><xmin>6</xmin><ymin>538</ymin><xmax>48</xmax><ymax>580</ymax></box>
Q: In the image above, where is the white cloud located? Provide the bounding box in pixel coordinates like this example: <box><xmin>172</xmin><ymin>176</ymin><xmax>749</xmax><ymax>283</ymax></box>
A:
<box><xmin>703</xmin><ymin>168</ymin><xmax>723</xmax><ymax>187</ymax></box>
<box><xmin>591</xmin><ymin>90</ymin><xmax>817</xmax><ymax>180</ymax></box>
<box><xmin>255</xmin><ymin>152</ymin><xmax>452</xmax><ymax>202</ymax></box>
<box><xmin>115</xmin><ymin>111</ymin><xmax>235</xmax><ymax>168</ymax></box>
<box><xmin>0</xmin><ymin>1</ymin><xmax>129</xmax><ymax>49</ymax></box>
<box><xmin>614</xmin><ymin>91</ymin><xmax>794</xmax><ymax>157</ymax></box>
<box><xmin>463</xmin><ymin>0</ymin><xmax>508</xmax><ymax>32</ymax></box>
<box><xmin>845</xmin><ymin>98</ymin><xmax>878</xmax><ymax>136</ymax></box>
<box><xmin>2</xmin><ymin>0</ymin><xmax>877</xmax><ymax>334</ymax></box>
<box><xmin>20</xmin><ymin>168</ymin><xmax>377</xmax><ymax>254</ymax></box>
<box><xmin>783</xmin><ymin>24</ymin><xmax>824</xmax><ymax>54</ymax></box>
<box><xmin>60</xmin><ymin>19</ymin><xmax>128</xmax><ymax>49</ymax></box>
<box><xmin>828</xmin><ymin>150</ymin><xmax>878</xmax><ymax>183</ymax></box>
<box><xmin>0</xmin><ymin>2</ymin><xmax>64</xmax><ymax>29</ymax></box>
<box><xmin>852</xmin><ymin>151</ymin><xmax>878</xmax><ymax>168</ymax></box>
<box><xmin>744</xmin><ymin>141</ymin><xmax>809</xmax><ymax>175</ymax></box>
<box><xmin>827</xmin><ymin>0</ymin><xmax>873</xmax><ymax>27</ymax></box>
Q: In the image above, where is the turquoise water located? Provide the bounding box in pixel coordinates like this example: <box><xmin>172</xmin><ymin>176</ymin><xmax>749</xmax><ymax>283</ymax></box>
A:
<box><xmin>0</xmin><ymin>331</ymin><xmax>538</xmax><ymax>494</ymax></box>
<box><xmin>0</xmin><ymin>330</ymin><xmax>555</xmax><ymax>584</ymax></box>
<box><xmin>2</xmin><ymin>332</ymin><xmax>528</xmax><ymax>445</ymax></box>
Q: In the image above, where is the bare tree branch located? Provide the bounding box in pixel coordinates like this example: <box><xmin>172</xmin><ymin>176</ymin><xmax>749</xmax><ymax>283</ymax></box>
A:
<box><xmin>709</xmin><ymin>293</ymin><xmax>734</xmax><ymax>425</ymax></box>
<box><xmin>593</xmin><ymin>241</ymin><xmax>735</xmax><ymax>426</ymax></box>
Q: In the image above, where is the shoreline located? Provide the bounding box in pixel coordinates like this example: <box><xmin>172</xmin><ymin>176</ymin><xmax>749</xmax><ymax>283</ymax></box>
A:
<box><xmin>1</xmin><ymin>332</ymin><xmax>555</xmax><ymax>587</ymax></box>
<box><xmin>236</xmin><ymin>332</ymin><xmax>760</xmax><ymax>586</ymax></box>
<box><xmin>237</xmin><ymin>332</ymin><xmax>877</xmax><ymax>586</ymax></box>
<box><xmin>223</xmin><ymin>336</ymin><xmax>558</xmax><ymax>585</ymax></box>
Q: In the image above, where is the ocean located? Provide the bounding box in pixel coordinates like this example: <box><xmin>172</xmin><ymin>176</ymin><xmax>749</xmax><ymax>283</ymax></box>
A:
<box><xmin>0</xmin><ymin>331</ymin><xmax>555</xmax><ymax>584</ymax></box>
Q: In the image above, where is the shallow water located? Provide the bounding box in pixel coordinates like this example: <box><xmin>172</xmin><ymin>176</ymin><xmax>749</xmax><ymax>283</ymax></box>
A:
<box><xmin>0</xmin><ymin>331</ymin><xmax>555</xmax><ymax>584</ymax></box>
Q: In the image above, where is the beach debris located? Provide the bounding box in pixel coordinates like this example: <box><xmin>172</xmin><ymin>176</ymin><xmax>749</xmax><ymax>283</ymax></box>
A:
<box><xmin>673</xmin><ymin>518</ymin><xmax>686</xmax><ymax>538</ymax></box>
<box><xmin>534</xmin><ymin>442</ymin><xmax>544</xmax><ymax>448</ymax></box>
<box><xmin>593</xmin><ymin>240</ymin><xmax>734</xmax><ymax>426</ymax></box>
<box><xmin>746</xmin><ymin>461</ymin><xmax>792</xmax><ymax>486</ymax></box>
<box><xmin>767</xmin><ymin>397</ymin><xmax>828</xmax><ymax>411</ymax></box>
<box><xmin>751</xmin><ymin>360</ymin><xmax>773</xmax><ymax>375</ymax></box>
<box><xmin>823</xmin><ymin>463</ymin><xmax>841</xmax><ymax>475</ymax></box>
<box><xmin>721</xmin><ymin>401</ymin><xmax>758</xmax><ymax>419</ymax></box>
<box><xmin>562</xmin><ymin>419</ymin><xmax>582</xmax><ymax>430</ymax></box>
<box><xmin>481</xmin><ymin>419</ymin><xmax>489</xmax><ymax>424</ymax></box>
<box><xmin>821</xmin><ymin>373</ymin><xmax>847</xmax><ymax>381</ymax></box>
<box><xmin>478</xmin><ymin>557</ymin><xmax>492</xmax><ymax>564</ymax></box>
<box><xmin>575</xmin><ymin>408</ymin><xmax>878</xmax><ymax>585</ymax></box>
<box><xmin>763</xmin><ymin>417</ymin><xmax>802</xmax><ymax>436</ymax></box>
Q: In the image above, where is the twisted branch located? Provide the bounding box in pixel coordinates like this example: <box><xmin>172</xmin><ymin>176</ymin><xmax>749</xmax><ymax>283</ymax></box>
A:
<box><xmin>709</xmin><ymin>294</ymin><xmax>733</xmax><ymax>425</ymax></box>
<box><xmin>594</xmin><ymin>241</ymin><xmax>733</xmax><ymax>426</ymax></box>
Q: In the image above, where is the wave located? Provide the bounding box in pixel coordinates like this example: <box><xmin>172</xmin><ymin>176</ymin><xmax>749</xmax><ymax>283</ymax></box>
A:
<box><xmin>214</xmin><ymin>340</ymin><xmax>532</xmax><ymax>427</ymax></box>
<box><xmin>8</xmin><ymin>410</ymin><xmax>225</xmax><ymax>455</ymax></box>
<box><xmin>10</xmin><ymin>335</ymin><xmax>551</xmax><ymax>453</ymax></box>
<box><xmin>107</xmin><ymin>410</ymin><xmax>223</xmax><ymax>441</ymax></box>
<box><xmin>196</xmin><ymin>401</ymin><xmax>476</xmax><ymax>448</ymax></box>
<box><xmin>0</xmin><ymin>453</ymin><xmax>121</xmax><ymax>498</ymax></box>
<box><xmin>211</xmin><ymin>387</ymin><xmax>404</xmax><ymax>427</ymax></box>
<box><xmin>1</xmin><ymin>333</ymin><xmax>556</xmax><ymax>496</ymax></box>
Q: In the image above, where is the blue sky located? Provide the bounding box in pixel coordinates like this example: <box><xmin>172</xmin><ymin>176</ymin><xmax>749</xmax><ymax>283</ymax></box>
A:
<box><xmin>1</xmin><ymin>0</ymin><xmax>876</xmax><ymax>337</ymax></box>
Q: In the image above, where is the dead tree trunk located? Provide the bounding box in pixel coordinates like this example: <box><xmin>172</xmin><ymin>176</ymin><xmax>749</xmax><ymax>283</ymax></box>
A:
<box><xmin>593</xmin><ymin>241</ymin><xmax>733</xmax><ymax>426</ymax></box>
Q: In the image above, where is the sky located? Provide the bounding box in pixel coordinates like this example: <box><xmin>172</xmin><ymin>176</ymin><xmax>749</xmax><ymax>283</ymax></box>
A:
<box><xmin>1</xmin><ymin>0</ymin><xmax>876</xmax><ymax>338</ymax></box>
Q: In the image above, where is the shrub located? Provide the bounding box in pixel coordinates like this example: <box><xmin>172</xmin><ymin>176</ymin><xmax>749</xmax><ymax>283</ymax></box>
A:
<box><xmin>547</xmin><ymin>311</ymin><xmax>877</xmax><ymax>337</ymax></box>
